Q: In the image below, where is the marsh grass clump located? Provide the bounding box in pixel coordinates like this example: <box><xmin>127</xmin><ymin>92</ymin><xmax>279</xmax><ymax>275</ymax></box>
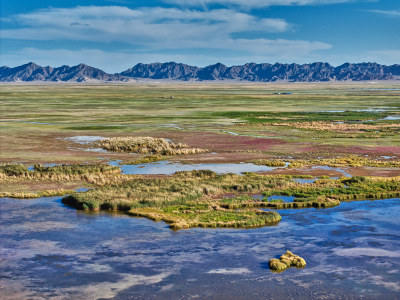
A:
<box><xmin>123</xmin><ymin>155</ymin><xmax>164</xmax><ymax>165</ymax></box>
<box><xmin>174</xmin><ymin>169</ymin><xmax>217</xmax><ymax>178</ymax></box>
<box><xmin>261</xmin><ymin>176</ymin><xmax>400</xmax><ymax>205</ymax></box>
<box><xmin>33</xmin><ymin>164</ymin><xmax>120</xmax><ymax>175</ymax></box>
<box><xmin>269</xmin><ymin>121</ymin><xmax>400</xmax><ymax>135</ymax></box>
<box><xmin>0</xmin><ymin>164</ymin><xmax>30</xmax><ymax>176</ymax></box>
<box><xmin>269</xmin><ymin>250</ymin><xmax>306</xmax><ymax>272</ymax></box>
<box><xmin>0</xmin><ymin>163</ymin><xmax>127</xmax><ymax>198</ymax></box>
<box><xmin>287</xmin><ymin>155</ymin><xmax>400</xmax><ymax>169</ymax></box>
<box><xmin>39</xmin><ymin>170</ymin><xmax>399</xmax><ymax>229</ymax></box>
<box><xmin>128</xmin><ymin>207</ymin><xmax>281</xmax><ymax>230</ymax></box>
<box><xmin>252</xmin><ymin>159</ymin><xmax>286</xmax><ymax>167</ymax></box>
<box><xmin>61</xmin><ymin>172</ymin><xmax>294</xmax><ymax>228</ymax></box>
<box><xmin>1</xmin><ymin>188</ymin><xmax>76</xmax><ymax>199</ymax></box>
<box><xmin>95</xmin><ymin>136</ymin><xmax>207</xmax><ymax>155</ymax></box>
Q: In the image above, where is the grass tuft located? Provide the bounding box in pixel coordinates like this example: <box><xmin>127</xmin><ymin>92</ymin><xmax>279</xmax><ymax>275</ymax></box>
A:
<box><xmin>95</xmin><ymin>136</ymin><xmax>207</xmax><ymax>155</ymax></box>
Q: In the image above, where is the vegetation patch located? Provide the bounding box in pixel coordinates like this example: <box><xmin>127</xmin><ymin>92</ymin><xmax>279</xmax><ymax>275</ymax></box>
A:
<box><xmin>217</xmin><ymin>111</ymin><xmax>391</xmax><ymax>124</ymax></box>
<box><xmin>0</xmin><ymin>164</ymin><xmax>30</xmax><ymax>176</ymax></box>
<box><xmin>128</xmin><ymin>206</ymin><xmax>281</xmax><ymax>230</ymax></box>
<box><xmin>251</xmin><ymin>155</ymin><xmax>400</xmax><ymax>170</ymax></box>
<box><xmin>95</xmin><ymin>136</ymin><xmax>208</xmax><ymax>155</ymax></box>
<box><xmin>123</xmin><ymin>155</ymin><xmax>164</xmax><ymax>165</ymax></box>
<box><xmin>288</xmin><ymin>155</ymin><xmax>400</xmax><ymax>169</ymax></box>
<box><xmin>60</xmin><ymin>169</ymin><xmax>400</xmax><ymax>229</ymax></box>
<box><xmin>269</xmin><ymin>250</ymin><xmax>306</xmax><ymax>272</ymax></box>
<box><xmin>0</xmin><ymin>163</ymin><xmax>125</xmax><ymax>198</ymax></box>
<box><xmin>0</xmin><ymin>189</ymin><xmax>76</xmax><ymax>199</ymax></box>
<box><xmin>32</xmin><ymin>163</ymin><xmax>120</xmax><ymax>175</ymax></box>
<box><xmin>252</xmin><ymin>159</ymin><xmax>286</xmax><ymax>167</ymax></box>
<box><xmin>269</xmin><ymin>121</ymin><xmax>400</xmax><ymax>137</ymax></box>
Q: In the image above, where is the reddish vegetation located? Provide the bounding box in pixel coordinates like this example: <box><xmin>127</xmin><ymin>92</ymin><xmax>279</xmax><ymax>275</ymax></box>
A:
<box><xmin>260</xmin><ymin>169</ymin><xmax>344</xmax><ymax>177</ymax></box>
<box><xmin>169</xmin><ymin>131</ymin><xmax>286</xmax><ymax>152</ymax></box>
<box><xmin>346</xmin><ymin>167</ymin><xmax>400</xmax><ymax>177</ymax></box>
<box><xmin>4</xmin><ymin>127</ymin><xmax>399</xmax><ymax>172</ymax></box>
<box><xmin>370</xmin><ymin>146</ymin><xmax>400</xmax><ymax>156</ymax></box>
<box><xmin>261</xmin><ymin>166</ymin><xmax>400</xmax><ymax>177</ymax></box>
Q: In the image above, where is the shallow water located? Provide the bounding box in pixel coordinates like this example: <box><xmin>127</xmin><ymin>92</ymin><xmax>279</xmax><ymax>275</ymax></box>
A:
<box><xmin>108</xmin><ymin>160</ymin><xmax>287</xmax><ymax>175</ymax></box>
<box><xmin>311</xmin><ymin>165</ymin><xmax>352</xmax><ymax>177</ymax></box>
<box><xmin>381</xmin><ymin>116</ymin><xmax>400</xmax><ymax>120</ymax></box>
<box><xmin>268</xmin><ymin>195</ymin><xmax>295</xmax><ymax>203</ymax></box>
<box><xmin>1</xmin><ymin>196</ymin><xmax>399</xmax><ymax>299</ymax></box>
<box><xmin>65</xmin><ymin>136</ymin><xmax>106</xmax><ymax>144</ymax></box>
<box><xmin>293</xmin><ymin>178</ymin><xmax>317</xmax><ymax>184</ymax></box>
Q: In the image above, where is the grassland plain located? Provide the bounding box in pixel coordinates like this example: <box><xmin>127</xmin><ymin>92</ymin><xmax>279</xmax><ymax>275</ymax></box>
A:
<box><xmin>1</xmin><ymin>82</ymin><xmax>399</xmax><ymax>165</ymax></box>
<box><xmin>1</xmin><ymin>82</ymin><xmax>400</xmax><ymax>228</ymax></box>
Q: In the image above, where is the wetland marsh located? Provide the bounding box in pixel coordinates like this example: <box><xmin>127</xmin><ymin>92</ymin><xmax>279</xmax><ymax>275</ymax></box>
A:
<box><xmin>1</xmin><ymin>82</ymin><xmax>400</xmax><ymax>298</ymax></box>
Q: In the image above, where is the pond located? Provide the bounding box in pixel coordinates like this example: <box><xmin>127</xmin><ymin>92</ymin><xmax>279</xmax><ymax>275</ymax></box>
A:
<box><xmin>1</xmin><ymin>196</ymin><xmax>399</xmax><ymax>299</ymax></box>
<box><xmin>108</xmin><ymin>160</ymin><xmax>287</xmax><ymax>175</ymax></box>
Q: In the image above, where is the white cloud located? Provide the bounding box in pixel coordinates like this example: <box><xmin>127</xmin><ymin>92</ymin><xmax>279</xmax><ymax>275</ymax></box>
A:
<box><xmin>1</xmin><ymin>6</ymin><xmax>289</xmax><ymax>46</ymax></box>
<box><xmin>1</xmin><ymin>44</ymin><xmax>333</xmax><ymax>73</ymax></box>
<box><xmin>0</xmin><ymin>5</ymin><xmax>334</xmax><ymax>68</ymax></box>
<box><xmin>165</xmin><ymin>0</ymin><xmax>355</xmax><ymax>8</ymax></box>
<box><xmin>366</xmin><ymin>10</ymin><xmax>400</xmax><ymax>17</ymax></box>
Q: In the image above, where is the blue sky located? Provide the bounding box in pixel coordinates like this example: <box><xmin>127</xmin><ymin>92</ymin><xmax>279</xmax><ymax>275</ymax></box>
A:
<box><xmin>1</xmin><ymin>0</ymin><xmax>399</xmax><ymax>72</ymax></box>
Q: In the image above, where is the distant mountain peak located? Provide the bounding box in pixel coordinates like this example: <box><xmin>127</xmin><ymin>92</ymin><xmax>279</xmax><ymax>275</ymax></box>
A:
<box><xmin>1</xmin><ymin>61</ymin><xmax>399</xmax><ymax>82</ymax></box>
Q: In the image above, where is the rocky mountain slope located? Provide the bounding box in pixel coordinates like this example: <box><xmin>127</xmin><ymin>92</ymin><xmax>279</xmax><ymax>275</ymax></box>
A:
<box><xmin>0</xmin><ymin>62</ymin><xmax>123</xmax><ymax>82</ymax></box>
<box><xmin>1</xmin><ymin>62</ymin><xmax>399</xmax><ymax>82</ymax></box>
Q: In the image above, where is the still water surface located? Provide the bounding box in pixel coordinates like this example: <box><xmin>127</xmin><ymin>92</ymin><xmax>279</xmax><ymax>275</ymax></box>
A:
<box><xmin>109</xmin><ymin>160</ymin><xmax>286</xmax><ymax>175</ymax></box>
<box><xmin>1</xmin><ymin>196</ymin><xmax>399</xmax><ymax>299</ymax></box>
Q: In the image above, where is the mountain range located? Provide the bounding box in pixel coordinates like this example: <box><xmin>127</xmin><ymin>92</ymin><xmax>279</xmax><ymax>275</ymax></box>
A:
<box><xmin>1</xmin><ymin>62</ymin><xmax>399</xmax><ymax>82</ymax></box>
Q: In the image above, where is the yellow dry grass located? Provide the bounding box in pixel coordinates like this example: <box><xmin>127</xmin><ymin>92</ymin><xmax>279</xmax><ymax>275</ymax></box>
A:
<box><xmin>270</xmin><ymin>121</ymin><xmax>400</xmax><ymax>133</ymax></box>
<box><xmin>95</xmin><ymin>136</ymin><xmax>207</xmax><ymax>155</ymax></box>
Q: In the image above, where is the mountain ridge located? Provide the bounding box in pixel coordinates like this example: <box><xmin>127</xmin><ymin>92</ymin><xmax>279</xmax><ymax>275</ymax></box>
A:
<box><xmin>1</xmin><ymin>61</ymin><xmax>399</xmax><ymax>82</ymax></box>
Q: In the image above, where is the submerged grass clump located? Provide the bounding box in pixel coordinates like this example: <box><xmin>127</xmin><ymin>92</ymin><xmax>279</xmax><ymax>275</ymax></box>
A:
<box><xmin>95</xmin><ymin>136</ymin><xmax>207</xmax><ymax>155</ymax></box>
<box><xmin>269</xmin><ymin>250</ymin><xmax>306</xmax><ymax>272</ymax></box>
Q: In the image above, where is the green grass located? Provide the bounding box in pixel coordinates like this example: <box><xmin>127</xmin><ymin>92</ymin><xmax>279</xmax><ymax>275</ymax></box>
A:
<box><xmin>215</xmin><ymin>111</ymin><xmax>392</xmax><ymax>124</ymax></box>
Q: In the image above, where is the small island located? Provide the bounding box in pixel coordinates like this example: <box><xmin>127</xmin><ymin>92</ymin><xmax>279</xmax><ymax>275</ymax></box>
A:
<box><xmin>269</xmin><ymin>250</ymin><xmax>306</xmax><ymax>272</ymax></box>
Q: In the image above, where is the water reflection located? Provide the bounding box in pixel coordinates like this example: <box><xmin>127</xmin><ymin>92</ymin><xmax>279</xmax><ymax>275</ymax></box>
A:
<box><xmin>109</xmin><ymin>160</ymin><xmax>286</xmax><ymax>175</ymax></box>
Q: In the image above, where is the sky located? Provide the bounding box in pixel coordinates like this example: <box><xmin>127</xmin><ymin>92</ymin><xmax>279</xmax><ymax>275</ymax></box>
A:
<box><xmin>0</xmin><ymin>0</ymin><xmax>399</xmax><ymax>72</ymax></box>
